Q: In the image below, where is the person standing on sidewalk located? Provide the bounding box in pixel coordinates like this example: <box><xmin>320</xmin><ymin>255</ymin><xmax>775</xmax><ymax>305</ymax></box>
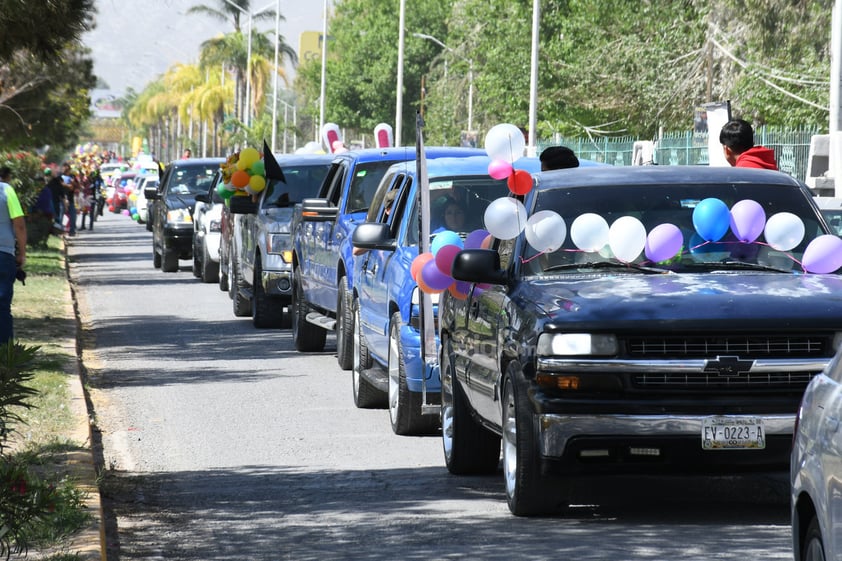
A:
<box><xmin>719</xmin><ymin>119</ymin><xmax>779</xmax><ymax>170</ymax></box>
<box><xmin>0</xmin><ymin>166</ymin><xmax>27</xmax><ymax>344</ymax></box>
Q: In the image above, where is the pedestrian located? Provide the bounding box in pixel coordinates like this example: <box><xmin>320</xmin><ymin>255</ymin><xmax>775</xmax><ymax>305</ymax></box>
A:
<box><xmin>540</xmin><ymin>145</ymin><xmax>579</xmax><ymax>171</ymax></box>
<box><xmin>0</xmin><ymin>166</ymin><xmax>27</xmax><ymax>345</ymax></box>
<box><xmin>182</xmin><ymin>148</ymin><xmax>192</xmax><ymax>159</ymax></box>
<box><xmin>62</xmin><ymin>165</ymin><xmax>80</xmax><ymax>236</ymax></box>
<box><xmin>719</xmin><ymin>119</ymin><xmax>779</xmax><ymax>170</ymax></box>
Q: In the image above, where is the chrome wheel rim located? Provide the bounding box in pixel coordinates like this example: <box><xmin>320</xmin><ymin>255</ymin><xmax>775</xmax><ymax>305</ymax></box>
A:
<box><xmin>388</xmin><ymin>323</ymin><xmax>400</xmax><ymax>425</ymax></box>
<box><xmin>352</xmin><ymin>302</ymin><xmax>361</xmax><ymax>398</ymax></box>
<box><xmin>502</xmin><ymin>383</ymin><xmax>517</xmax><ymax>499</ymax></box>
<box><xmin>441</xmin><ymin>356</ymin><xmax>454</xmax><ymax>462</ymax></box>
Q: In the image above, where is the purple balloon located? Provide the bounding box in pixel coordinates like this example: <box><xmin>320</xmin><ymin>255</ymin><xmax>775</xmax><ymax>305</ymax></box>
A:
<box><xmin>730</xmin><ymin>199</ymin><xmax>766</xmax><ymax>243</ymax></box>
<box><xmin>453</xmin><ymin>280</ymin><xmax>471</xmax><ymax>296</ymax></box>
<box><xmin>802</xmin><ymin>234</ymin><xmax>842</xmax><ymax>273</ymax></box>
<box><xmin>435</xmin><ymin>244</ymin><xmax>462</xmax><ymax>275</ymax></box>
<box><xmin>421</xmin><ymin>259</ymin><xmax>453</xmax><ymax>290</ymax></box>
<box><xmin>645</xmin><ymin>223</ymin><xmax>683</xmax><ymax>262</ymax></box>
<box><xmin>464</xmin><ymin>229</ymin><xmax>490</xmax><ymax>249</ymax></box>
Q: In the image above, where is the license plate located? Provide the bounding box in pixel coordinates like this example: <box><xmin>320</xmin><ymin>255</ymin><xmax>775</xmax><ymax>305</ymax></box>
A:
<box><xmin>701</xmin><ymin>417</ymin><xmax>765</xmax><ymax>450</ymax></box>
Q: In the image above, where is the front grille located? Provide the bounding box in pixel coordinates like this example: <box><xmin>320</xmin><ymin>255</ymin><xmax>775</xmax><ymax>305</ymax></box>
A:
<box><xmin>626</xmin><ymin>335</ymin><xmax>830</xmax><ymax>359</ymax></box>
<box><xmin>634</xmin><ymin>371</ymin><xmax>818</xmax><ymax>388</ymax></box>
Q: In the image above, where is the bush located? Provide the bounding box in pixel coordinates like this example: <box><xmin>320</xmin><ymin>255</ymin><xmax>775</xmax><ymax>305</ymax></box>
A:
<box><xmin>0</xmin><ymin>151</ymin><xmax>46</xmax><ymax>213</ymax></box>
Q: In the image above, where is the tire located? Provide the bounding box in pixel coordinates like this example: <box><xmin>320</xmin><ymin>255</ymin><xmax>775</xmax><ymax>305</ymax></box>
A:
<box><xmin>227</xmin><ymin>249</ymin><xmax>237</xmax><ymax>300</ymax></box>
<box><xmin>441</xmin><ymin>337</ymin><xmax>500</xmax><ymax>474</ymax></box>
<box><xmin>231</xmin><ymin>257</ymin><xmax>251</xmax><ymax>317</ymax></box>
<box><xmin>801</xmin><ymin>516</ymin><xmax>825</xmax><ymax>561</ymax></box>
<box><xmin>252</xmin><ymin>256</ymin><xmax>284</xmax><ymax>328</ymax></box>
<box><xmin>201</xmin><ymin>243</ymin><xmax>219</xmax><ymax>284</ymax></box>
<box><xmin>153</xmin><ymin>246</ymin><xmax>162</xmax><ymax>269</ymax></box>
<box><xmin>352</xmin><ymin>297</ymin><xmax>386</xmax><ymax>408</ymax></box>
<box><xmin>162</xmin><ymin>247</ymin><xmax>179</xmax><ymax>272</ymax></box>
<box><xmin>292</xmin><ymin>269</ymin><xmax>326</xmax><ymax>352</ymax></box>
<box><xmin>502</xmin><ymin>365</ymin><xmax>569</xmax><ymax>516</ymax></box>
<box><xmin>335</xmin><ymin>277</ymin><xmax>354</xmax><ymax>370</ymax></box>
<box><xmin>389</xmin><ymin>312</ymin><xmax>438</xmax><ymax>435</ymax></box>
<box><xmin>192</xmin><ymin>247</ymin><xmax>202</xmax><ymax>277</ymax></box>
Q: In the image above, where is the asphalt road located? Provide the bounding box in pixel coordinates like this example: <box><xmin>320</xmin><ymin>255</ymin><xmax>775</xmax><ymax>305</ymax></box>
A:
<box><xmin>68</xmin><ymin>211</ymin><xmax>794</xmax><ymax>561</ymax></box>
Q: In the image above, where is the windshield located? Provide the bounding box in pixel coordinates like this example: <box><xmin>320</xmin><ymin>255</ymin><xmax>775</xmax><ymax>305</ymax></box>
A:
<box><xmin>167</xmin><ymin>164</ymin><xmax>220</xmax><ymax>196</ymax></box>
<box><xmin>262</xmin><ymin>163</ymin><xmax>331</xmax><ymax>207</ymax></box>
<box><xmin>522</xmin><ymin>182</ymin><xmax>825</xmax><ymax>275</ymax></box>
<box><xmin>345</xmin><ymin>161</ymin><xmax>405</xmax><ymax>213</ymax></box>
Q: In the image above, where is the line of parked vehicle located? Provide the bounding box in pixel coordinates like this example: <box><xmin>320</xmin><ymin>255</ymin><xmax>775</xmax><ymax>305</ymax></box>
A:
<box><xmin>132</xmin><ymin>150</ymin><xmax>842</xmax><ymax>559</ymax></box>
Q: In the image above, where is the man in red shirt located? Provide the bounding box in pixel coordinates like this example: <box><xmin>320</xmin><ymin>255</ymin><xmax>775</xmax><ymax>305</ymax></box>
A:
<box><xmin>719</xmin><ymin>119</ymin><xmax>778</xmax><ymax>170</ymax></box>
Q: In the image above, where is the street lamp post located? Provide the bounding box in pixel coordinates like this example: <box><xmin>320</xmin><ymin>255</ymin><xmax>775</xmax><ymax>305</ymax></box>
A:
<box><xmin>412</xmin><ymin>32</ymin><xmax>473</xmax><ymax>134</ymax></box>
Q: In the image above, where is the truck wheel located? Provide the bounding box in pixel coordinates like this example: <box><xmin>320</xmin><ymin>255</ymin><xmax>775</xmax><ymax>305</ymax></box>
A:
<box><xmin>231</xmin><ymin>258</ymin><xmax>251</xmax><ymax>317</ymax></box>
<box><xmin>192</xmin><ymin>241</ymin><xmax>202</xmax><ymax>277</ymax></box>
<box><xmin>252</xmin><ymin>256</ymin><xmax>283</xmax><ymax>328</ymax></box>
<box><xmin>219</xmin><ymin>248</ymin><xmax>229</xmax><ymax>292</ymax></box>
<box><xmin>335</xmin><ymin>278</ymin><xmax>354</xmax><ymax>370</ymax></box>
<box><xmin>389</xmin><ymin>312</ymin><xmax>438</xmax><ymax>436</ymax></box>
<box><xmin>352</xmin><ymin>297</ymin><xmax>385</xmax><ymax>408</ymax></box>
<box><xmin>502</xmin><ymin>365</ymin><xmax>569</xmax><ymax>516</ymax></box>
<box><xmin>153</xmin><ymin>245</ymin><xmax>161</xmax><ymax>269</ymax></box>
<box><xmin>162</xmin><ymin>247</ymin><xmax>179</xmax><ymax>272</ymax></box>
<box><xmin>441</xmin><ymin>337</ymin><xmax>500</xmax><ymax>474</ymax></box>
<box><xmin>201</xmin><ymin>243</ymin><xmax>219</xmax><ymax>284</ymax></box>
<box><xmin>292</xmin><ymin>269</ymin><xmax>326</xmax><ymax>351</ymax></box>
<box><xmin>801</xmin><ymin>516</ymin><xmax>825</xmax><ymax>561</ymax></box>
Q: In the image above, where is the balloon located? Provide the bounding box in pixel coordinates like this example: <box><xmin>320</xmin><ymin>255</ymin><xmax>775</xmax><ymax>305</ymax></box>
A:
<box><xmin>421</xmin><ymin>259</ymin><xmax>453</xmax><ymax>291</ymax></box>
<box><xmin>231</xmin><ymin>170</ymin><xmax>250</xmax><ymax>189</ymax></box>
<box><xmin>484</xmin><ymin>123</ymin><xmax>526</xmax><ymax>164</ymax></box>
<box><xmin>417</xmin><ymin>275</ymin><xmax>446</xmax><ymax>295</ymax></box>
<box><xmin>431</xmin><ymin>230</ymin><xmax>463</xmax><ymax>255</ymax></box>
<box><xmin>448</xmin><ymin>281</ymin><xmax>469</xmax><ymax>300</ymax></box>
<box><xmin>645</xmin><ymin>223</ymin><xmax>684</xmax><ymax>262</ymax></box>
<box><xmin>132</xmin><ymin>213</ymin><xmax>139</xmax><ymax>221</ymax></box>
<box><xmin>239</xmin><ymin>147</ymin><xmax>260</xmax><ymax>168</ymax></box>
<box><xmin>435</xmin><ymin>244</ymin><xmax>462</xmax><ymax>275</ymax></box>
<box><xmin>507</xmin><ymin>169</ymin><xmax>533</xmax><ymax>195</ymax></box>
<box><xmin>488</xmin><ymin>160</ymin><xmax>513</xmax><ymax>180</ymax></box>
<box><xmin>483</xmin><ymin>197</ymin><xmax>527</xmax><ymax>240</ymax></box>
<box><xmin>236</xmin><ymin>158</ymin><xmax>249</xmax><ymax>171</ymax></box>
<box><xmin>803</xmin><ymin>235</ymin><xmax>842</xmax><ymax>273</ymax></box>
<box><xmin>764</xmin><ymin>212</ymin><xmax>805</xmax><ymax>251</ymax></box>
<box><xmin>218</xmin><ymin>187</ymin><xmax>234</xmax><ymax>200</ymax></box>
<box><xmin>250</xmin><ymin>160</ymin><xmax>265</xmax><ymax>177</ymax></box>
<box><xmin>571</xmin><ymin>213</ymin><xmax>609</xmax><ymax>252</ymax></box>
<box><xmin>609</xmin><ymin>216</ymin><xmax>646</xmax><ymax>262</ymax></box>
<box><xmin>121</xmin><ymin>209</ymin><xmax>130</xmax><ymax>216</ymax></box>
<box><xmin>465</xmin><ymin>229</ymin><xmax>490</xmax><ymax>249</ymax></box>
<box><xmin>248</xmin><ymin>174</ymin><xmax>266</xmax><ymax>194</ymax></box>
<box><xmin>410</xmin><ymin>252</ymin><xmax>434</xmax><ymax>282</ymax></box>
<box><xmin>525</xmin><ymin>210</ymin><xmax>566</xmax><ymax>253</ymax></box>
<box><xmin>730</xmin><ymin>199</ymin><xmax>766</xmax><ymax>243</ymax></box>
<box><xmin>480</xmin><ymin>234</ymin><xmax>493</xmax><ymax>249</ymax></box>
<box><xmin>692</xmin><ymin>198</ymin><xmax>731</xmax><ymax>242</ymax></box>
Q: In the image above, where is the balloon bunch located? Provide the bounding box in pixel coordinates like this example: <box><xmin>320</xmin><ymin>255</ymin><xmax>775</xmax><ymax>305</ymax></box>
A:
<box><xmin>411</xmin><ymin>228</ymin><xmax>492</xmax><ymax>298</ymax></box>
<box><xmin>218</xmin><ymin>147</ymin><xmax>267</xmax><ymax>202</ymax></box>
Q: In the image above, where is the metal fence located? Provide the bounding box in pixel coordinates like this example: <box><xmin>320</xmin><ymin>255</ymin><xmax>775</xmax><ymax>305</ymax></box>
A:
<box><xmin>538</xmin><ymin>127</ymin><xmax>821</xmax><ymax>182</ymax></box>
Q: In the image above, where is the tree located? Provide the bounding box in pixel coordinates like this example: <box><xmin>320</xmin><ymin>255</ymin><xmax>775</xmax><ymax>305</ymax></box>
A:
<box><xmin>0</xmin><ymin>0</ymin><xmax>94</xmax><ymax>62</ymax></box>
<box><xmin>187</xmin><ymin>0</ymin><xmax>279</xmax><ymax>34</ymax></box>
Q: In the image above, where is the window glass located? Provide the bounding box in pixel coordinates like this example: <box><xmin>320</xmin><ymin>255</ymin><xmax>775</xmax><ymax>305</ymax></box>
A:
<box><xmin>262</xmin><ymin>164</ymin><xmax>332</xmax><ymax>207</ymax></box>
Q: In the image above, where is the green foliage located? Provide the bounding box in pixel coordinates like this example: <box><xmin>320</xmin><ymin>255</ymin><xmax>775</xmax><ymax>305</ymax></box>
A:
<box><xmin>0</xmin><ymin>342</ymin><xmax>40</xmax><ymax>458</ymax></box>
<box><xmin>0</xmin><ymin>151</ymin><xmax>45</xmax><ymax>213</ymax></box>
<box><xmin>0</xmin><ymin>0</ymin><xmax>94</xmax><ymax>62</ymax></box>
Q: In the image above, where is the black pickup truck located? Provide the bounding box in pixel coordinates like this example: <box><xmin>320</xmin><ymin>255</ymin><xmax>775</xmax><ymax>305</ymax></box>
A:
<box><xmin>438</xmin><ymin>165</ymin><xmax>842</xmax><ymax>516</ymax></box>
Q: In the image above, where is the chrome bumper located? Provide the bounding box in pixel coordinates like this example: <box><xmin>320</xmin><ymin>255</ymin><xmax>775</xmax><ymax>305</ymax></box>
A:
<box><xmin>261</xmin><ymin>270</ymin><xmax>293</xmax><ymax>296</ymax></box>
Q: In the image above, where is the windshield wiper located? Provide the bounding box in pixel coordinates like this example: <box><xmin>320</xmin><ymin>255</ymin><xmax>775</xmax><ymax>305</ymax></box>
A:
<box><xmin>542</xmin><ymin>261</ymin><xmax>671</xmax><ymax>274</ymax></box>
<box><xmin>682</xmin><ymin>258</ymin><xmax>794</xmax><ymax>274</ymax></box>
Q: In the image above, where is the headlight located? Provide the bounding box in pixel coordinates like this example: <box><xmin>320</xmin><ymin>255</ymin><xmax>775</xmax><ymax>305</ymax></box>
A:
<box><xmin>267</xmin><ymin>233</ymin><xmax>290</xmax><ymax>255</ymax></box>
<box><xmin>166</xmin><ymin>209</ymin><xmax>192</xmax><ymax>224</ymax></box>
<box><xmin>537</xmin><ymin>333</ymin><xmax>617</xmax><ymax>357</ymax></box>
<box><xmin>208</xmin><ymin>219</ymin><xmax>221</xmax><ymax>233</ymax></box>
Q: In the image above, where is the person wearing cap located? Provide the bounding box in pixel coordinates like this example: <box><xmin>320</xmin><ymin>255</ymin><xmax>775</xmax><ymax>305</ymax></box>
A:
<box><xmin>719</xmin><ymin>119</ymin><xmax>778</xmax><ymax>170</ymax></box>
<box><xmin>540</xmin><ymin>145</ymin><xmax>579</xmax><ymax>171</ymax></box>
<box><xmin>0</xmin><ymin>166</ymin><xmax>26</xmax><ymax>344</ymax></box>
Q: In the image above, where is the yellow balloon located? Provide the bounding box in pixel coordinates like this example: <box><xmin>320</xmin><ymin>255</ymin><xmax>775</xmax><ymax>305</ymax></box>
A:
<box><xmin>239</xmin><ymin>147</ymin><xmax>260</xmax><ymax>168</ymax></box>
<box><xmin>248</xmin><ymin>174</ymin><xmax>266</xmax><ymax>193</ymax></box>
<box><xmin>236</xmin><ymin>158</ymin><xmax>248</xmax><ymax>171</ymax></box>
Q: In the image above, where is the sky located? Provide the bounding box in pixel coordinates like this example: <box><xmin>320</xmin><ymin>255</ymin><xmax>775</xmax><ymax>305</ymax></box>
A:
<box><xmin>82</xmin><ymin>0</ymin><xmax>327</xmax><ymax>93</ymax></box>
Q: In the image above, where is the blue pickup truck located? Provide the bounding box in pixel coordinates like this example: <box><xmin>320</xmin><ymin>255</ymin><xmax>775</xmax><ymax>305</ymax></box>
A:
<box><xmin>289</xmin><ymin>146</ymin><xmax>485</xmax><ymax>369</ymax></box>
<box><xmin>350</xmin><ymin>155</ymin><xmax>542</xmax><ymax>434</ymax></box>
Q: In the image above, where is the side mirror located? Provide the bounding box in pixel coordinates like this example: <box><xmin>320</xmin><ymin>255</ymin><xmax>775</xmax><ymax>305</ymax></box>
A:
<box><xmin>451</xmin><ymin>249</ymin><xmax>507</xmax><ymax>285</ymax></box>
<box><xmin>301</xmin><ymin>198</ymin><xmax>338</xmax><ymax>221</ymax></box>
<box><xmin>144</xmin><ymin>187</ymin><xmax>159</xmax><ymax>200</ymax></box>
<box><xmin>351</xmin><ymin>222</ymin><xmax>396</xmax><ymax>251</ymax></box>
<box><xmin>195</xmin><ymin>193</ymin><xmax>210</xmax><ymax>204</ymax></box>
<box><xmin>229</xmin><ymin>196</ymin><xmax>258</xmax><ymax>215</ymax></box>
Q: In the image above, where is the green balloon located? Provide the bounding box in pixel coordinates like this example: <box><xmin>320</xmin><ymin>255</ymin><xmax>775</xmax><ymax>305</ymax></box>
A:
<box><xmin>250</xmin><ymin>160</ymin><xmax>265</xmax><ymax>177</ymax></box>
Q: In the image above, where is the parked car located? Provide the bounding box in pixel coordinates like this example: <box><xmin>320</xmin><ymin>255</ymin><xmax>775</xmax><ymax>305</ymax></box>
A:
<box><xmin>438</xmin><ymin>165</ymin><xmax>842</xmax><ymax>516</ymax></box>
<box><xmin>147</xmin><ymin>157</ymin><xmax>224</xmax><ymax>272</ymax></box>
<box><xmin>814</xmin><ymin>197</ymin><xmax>842</xmax><ymax>236</ymax></box>
<box><xmin>109</xmin><ymin>171</ymin><xmax>138</xmax><ymax>213</ymax></box>
<box><xmin>192</xmin><ymin>170</ymin><xmax>225</xmax><ymax>283</ymax></box>
<box><xmin>134</xmin><ymin>175</ymin><xmax>158</xmax><ymax>226</ymax></box>
<box><xmin>350</xmin><ymin>156</ymin><xmax>540</xmax><ymax>435</ymax></box>
<box><xmin>791</xmin><ymin>351</ymin><xmax>842</xmax><ymax>561</ymax></box>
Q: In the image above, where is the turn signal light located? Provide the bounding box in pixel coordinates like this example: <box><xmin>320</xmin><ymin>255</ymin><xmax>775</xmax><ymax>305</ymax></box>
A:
<box><xmin>537</xmin><ymin>374</ymin><xmax>579</xmax><ymax>390</ymax></box>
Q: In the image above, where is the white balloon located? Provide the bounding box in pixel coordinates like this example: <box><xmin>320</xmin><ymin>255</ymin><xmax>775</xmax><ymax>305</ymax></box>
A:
<box><xmin>525</xmin><ymin>210</ymin><xmax>567</xmax><ymax>253</ymax></box>
<box><xmin>484</xmin><ymin>123</ymin><xmax>526</xmax><ymax>164</ymax></box>
<box><xmin>764</xmin><ymin>212</ymin><xmax>805</xmax><ymax>251</ymax></box>
<box><xmin>483</xmin><ymin>197</ymin><xmax>527</xmax><ymax>240</ymax></box>
<box><xmin>609</xmin><ymin>216</ymin><xmax>647</xmax><ymax>262</ymax></box>
<box><xmin>571</xmin><ymin>213</ymin><xmax>609</xmax><ymax>252</ymax></box>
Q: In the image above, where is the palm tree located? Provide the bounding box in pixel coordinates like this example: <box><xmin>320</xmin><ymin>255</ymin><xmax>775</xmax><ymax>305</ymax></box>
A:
<box><xmin>187</xmin><ymin>0</ymin><xmax>279</xmax><ymax>34</ymax></box>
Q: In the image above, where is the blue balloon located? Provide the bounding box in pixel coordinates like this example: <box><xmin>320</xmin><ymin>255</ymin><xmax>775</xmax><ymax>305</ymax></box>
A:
<box><xmin>431</xmin><ymin>230</ymin><xmax>463</xmax><ymax>255</ymax></box>
<box><xmin>692</xmin><ymin>198</ymin><xmax>730</xmax><ymax>242</ymax></box>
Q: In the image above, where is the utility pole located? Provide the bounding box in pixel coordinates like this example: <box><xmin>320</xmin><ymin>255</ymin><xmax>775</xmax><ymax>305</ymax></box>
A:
<box><xmin>831</xmin><ymin>0</ymin><xmax>842</xmax><ymax>195</ymax></box>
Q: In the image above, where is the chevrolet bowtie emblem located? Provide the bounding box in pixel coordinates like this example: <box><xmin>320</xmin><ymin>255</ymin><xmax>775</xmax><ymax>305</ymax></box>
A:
<box><xmin>703</xmin><ymin>355</ymin><xmax>755</xmax><ymax>377</ymax></box>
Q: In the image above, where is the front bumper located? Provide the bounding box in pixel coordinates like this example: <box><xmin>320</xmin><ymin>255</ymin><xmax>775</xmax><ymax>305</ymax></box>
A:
<box><xmin>163</xmin><ymin>225</ymin><xmax>193</xmax><ymax>254</ymax></box>
<box><xmin>538</xmin><ymin>413</ymin><xmax>794</xmax><ymax>474</ymax></box>
<box><xmin>261</xmin><ymin>269</ymin><xmax>293</xmax><ymax>299</ymax></box>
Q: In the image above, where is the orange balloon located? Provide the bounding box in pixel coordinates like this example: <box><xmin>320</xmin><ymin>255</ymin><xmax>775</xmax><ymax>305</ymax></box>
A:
<box><xmin>231</xmin><ymin>170</ymin><xmax>250</xmax><ymax>188</ymax></box>
<box><xmin>448</xmin><ymin>282</ymin><xmax>468</xmax><ymax>300</ymax></box>
<box><xmin>507</xmin><ymin>169</ymin><xmax>533</xmax><ymax>195</ymax></box>
<box><xmin>417</xmin><ymin>275</ymin><xmax>445</xmax><ymax>294</ymax></box>
<box><xmin>410</xmin><ymin>252</ymin><xmax>434</xmax><ymax>282</ymax></box>
<box><xmin>480</xmin><ymin>234</ymin><xmax>493</xmax><ymax>249</ymax></box>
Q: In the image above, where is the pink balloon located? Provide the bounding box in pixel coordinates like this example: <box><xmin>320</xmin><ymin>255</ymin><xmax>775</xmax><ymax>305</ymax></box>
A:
<box><xmin>802</xmin><ymin>234</ymin><xmax>842</xmax><ymax>273</ymax></box>
<box><xmin>488</xmin><ymin>159</ymin><xmax>513</xmax><ymax>180</ymax></box>
<box><xmin>730</xmin><ymin>199</ymin><xmax>766</xmax><ymax>243</ymax></box>
<box><xmin>435</xmin><ymin>244</ymin><xmax>462</xmax><ymax>275</ymax></box>
<box><xmin>645</xmin><ymin>223</ymin><xmax>683</xmax><ymax>262</ymax></box>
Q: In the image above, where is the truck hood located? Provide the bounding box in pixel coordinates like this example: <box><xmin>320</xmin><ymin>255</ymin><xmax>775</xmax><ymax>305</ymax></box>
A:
<box><xmin>261</xmin><ymin>207</ymin><xmax>295</xmax><ymax>233</ymax></box>
<box><xmin>518</xmin><ymin>273</ymin><xmax>842</xmax><ymax>331</ymax></box>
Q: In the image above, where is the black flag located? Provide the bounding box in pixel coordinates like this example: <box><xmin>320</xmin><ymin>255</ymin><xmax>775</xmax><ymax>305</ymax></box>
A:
<box><xmin>263</xmin><ymin>139</ymin><xmax>286</xmax><ymax>183</ymax></box>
